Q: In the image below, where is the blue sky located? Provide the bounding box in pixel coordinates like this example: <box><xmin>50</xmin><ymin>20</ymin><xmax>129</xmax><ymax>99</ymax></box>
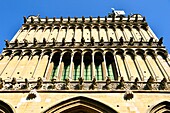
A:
<box><xmin>0</xmin><ymin>0</ymin><xmax>170</xmax><ymax>53</ymax></box>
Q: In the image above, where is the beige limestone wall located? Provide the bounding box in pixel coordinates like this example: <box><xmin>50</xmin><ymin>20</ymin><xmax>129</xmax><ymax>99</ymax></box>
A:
<box><xmin>17</xmin><ymin>29</ymin><xmax>28</xmax><ymax>42</ymax></box>
<box><xmin>25</xmin><ymin>28</ymin><xmax>36</xmax><ymax>42</ymax></box>
<box><xmin>24</xmin><ymin>55</ymin><xmax>39</xmax><ymax>79</ymax></box>
<box><xmin>0</xmin><ymin>92</ymin><xmax>170</xmax><ymax>113</ymax></box>
<box><xmin>116</xmin><ymin>54</ymin><xmax>129</xmax><ymax>81</ymax></box>
<box><xmin>33</xmin><ymin>55</ymin><xmax>49</xmax><ymax>79</ymax></box>
<box><xmin>1</xmin><ymin>56</ymin><xmax>20</xmax><ymax>79</ymax></box>
<box><xmin>0</xmin><ymin>56</ymin><xmax>10</xmax><ymax>75</ymax></box>
<box><xmin>74</xmin><ymin>28</ymin><xmax>82</xmax><ymax>42</ymax></box>
<box><xmin>48</xmin><ymin>28</ymin><xmax>59</xmax><ymax>42</ymax></box>
<box><xmin>12</xmin><ymin>56</ymin><xmax>29</xmax><ymax>79</ymax></box>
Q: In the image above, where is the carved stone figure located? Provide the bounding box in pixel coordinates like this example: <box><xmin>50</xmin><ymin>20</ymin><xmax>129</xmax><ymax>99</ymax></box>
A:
<box><xmin>52</xmin><ymin>38</ymin><xmax>56</xmax><ymax>46</ymax></box>
<box><xmin>11</xmin><ymin>77</ymin><xmax>17</xmax><ymax>86</ymax></box>
<box><xmin>119</xmin><ymin>36</ymin><xmax>124</xmax><ymax>45</ymax></box>
<box><xmin>81</xmin><ymin>37</ymin><xmax>85</xmax><ymax>45</ymax></box>
<box><xmin>109</xmin><ymin>37</ymin><xmax>113</xmax><ymax>45</ymax></box>
<box><xmin>97</xmin><ymin>16</ymin><xmax>100</xmax><ymax>22</ymax></box>
<box><xmin>144</xmin><ymin>76</ymin><xmax>154</xmax><ymax>90</ymax></box>
<box><xmin>103</xmin><ymin>77</ymin><xmax>111</xmax><ymax>90</ymax></box>
<box><xmin>131</xmin><ymin>77</ymin><xmax>139</xmax><ymax>90</ymax></box>
<box><xmin>89</xmin><ymin>78</ymin><xmax>97</xmax><ymax>90</ymax></box>
<box><xmin>116</xmin><ymin>77</ymin><xmax>125</xmax><ymax>89</ymax></box>
<box><xmin>36</xmin><ymin>77</ymin><xmax>43</xmax><ymax>89</ymax></box>
<box><xmin>62</xmin><ymin>37</ymin><xmax>65</xmax><ymax>46</ymax></box>
<box><xmin>45</xmin><ymin>16</ymin><xmax>48</xmax><ymax>23</ymax></box>
<box><xmin>23</xmin><ymin>16</ymin><xmax>27</xmax><ymax>23</ymax></box>
<box><xmin>158</xmin><ymin>37</ymin><xmax>163</xmax><ymax>46</ymax></box>
<box><xmin>124</xmin><ymin>90</ymin><xmax>134</xmax><ymax>100</ymax></box>
<box><xmin>22</xmin><ymin>78</ymin><xmax>29</xmax><ymax>89</ymax></box>
<box><xmin>23</xmin><ymin>39</ymin><xmax>28</xmax><ymax>47</ymax></box>
<box><xmin>33</xmin><ymin>37</ymin><xmax>38</xmax><ymax>46</ymax></box>
<box><xmin>129</xmin><ymin>37</ymin><xmax>134</xmax><ymax>46</ymax></box>
<box><xmin>82</xmin><ymin>16</ymin><xmax>85</xmax><ymax>22</ymax></box>
<box><xmin>139</xmin><ymin>37</ymin><xmax>143</xmax><ymax>46</ymax></box>
<box><xmin>60</xmin><ymin>16</ymin><xmax>63</xmax><ymax>22</ymax></box>
<box><xmin>0</xmin><ymin>78</ymin><xmax>4</xmax><ymax>89</ymax></box>
<box><xmin>90</xmin><ymin>16</ymin><xmax>92</xmax><ymax>22</ymax></box>
<box><xmin>159</xmin><ymin>78</ymin><xmax>168</xmax><ymax>90</ymax></box>
<box><xmin>31</xmin><ymin>17</ymin><xmax>34</xmax><ymax>23</ymax></box>
<box><xmin>99</xmin><ymin>37</ymin><xmax>104</xmax><ymax>46</ymax></box>
<box><xmin>64</xmin><ymin>78</ymin><xmax>70</xmax><ymax>90</ymax></box>
<box><xmin>71</xmin><ymin>37</ymin><xmax>75</xmax><ymax>46</ymax></box>
<box><xmin>91</xmin><ymin>37</ymin><xmax>95</xmax><ymax>46</ymax></box>
<box><xmin>78</xmin><ymin>77</ymin><xmax>84</xmax><ymax>90</ymax></box>
<box><xmin>43</xmin><ymin>38</ymin><xmax>47</xmax><ymax>46</ymax></box>
<box><xmin>4</xmin><ymin>40</ymin><xmax>10</xmax><ymax>47</ymax></box>
<box><xmin>14</xmin><ymin>39</ymin><xmax>19</xmax><ymax>47</ymax></box>
<box><xmin>148</xmin><ymin>37</ymin><xmax>153</xmax><ymax>46</ymax></box>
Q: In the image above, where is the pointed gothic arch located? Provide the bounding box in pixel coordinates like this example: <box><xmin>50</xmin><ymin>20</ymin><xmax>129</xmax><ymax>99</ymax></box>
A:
<box><xmin>43</xmin><ymin>96</ymin><xmax>118</xmax><ymax>113</ymax></box>
<box><xmin>148</xmin><ymin>101</ymin><xmax>170</xmax><ymax>113</ymax></box>
<box><xmin>0</xmin><ymin>100</ymin><xmax>15</xmax><ymax>113</ymax></box>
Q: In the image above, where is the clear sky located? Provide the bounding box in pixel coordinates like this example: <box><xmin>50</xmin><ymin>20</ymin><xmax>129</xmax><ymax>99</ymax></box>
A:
<box><xmin>0</xmin><ymin>0</ymin><xmax>170</xmax><ymax>53</ymax></box>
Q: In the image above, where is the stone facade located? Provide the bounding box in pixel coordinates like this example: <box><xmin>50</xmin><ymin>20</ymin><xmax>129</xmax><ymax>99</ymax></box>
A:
<box><xmin>0</xmin><ymin>10</ymin><xmax>170</xmax><ymax>113</ymax></box>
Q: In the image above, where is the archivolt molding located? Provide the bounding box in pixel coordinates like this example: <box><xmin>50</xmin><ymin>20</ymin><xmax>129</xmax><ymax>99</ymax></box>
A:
<box><xmin>43</xmin><ymin>96</ymin><xmax>118</xmax><ymax>113</ymax></box>
<box><xmin>147</xmin><ymin>101</ymin><xmax>170</xmax><ymax>113</ymax></box>
<box><xmin>0</xmin><ymin>100</ymin><xmax>15</xmax><ymax>113</ymax></box>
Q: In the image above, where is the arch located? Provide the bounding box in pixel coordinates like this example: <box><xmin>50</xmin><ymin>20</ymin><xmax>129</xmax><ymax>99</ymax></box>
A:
<box><xmin>131</xmin><ymin>14</ymin><xmax>143</xmax><ymax>18</ymax></box>
<box><xmin>2</xmin><ymin>50</ymin><xmax>12</xmax><ymax>56</ymax></box>
<box><xmin>125</xmin><ymin>25</ymin><xmax>132</xmax><ymax>31</ymax></box>
<box><xmin>117</xmin><ymin>26</ymin><xmax>123</xmax><ymax>31</ymax></box>
<box><xmin>148</xmin><ymin>101</ymin><xmax>170</xmax><ymax>113</ymax></box>
<box><xmin>93</xmin><ymin>26</ymin><xmax>99</xmax><ymax>30</ymax></box>
<box><xmin>94</xmin><ymin>52</ymin><xmax>104</xmax><ymax>80</ymax></box>
<box><xmin>61</xmin><ymin>52</ymin><xmax>71</xmax><ymax>80</ymax></box>
<box><xmin>73</xmin><ymin>52</ymin><xmax>81</xmax><ymax>80</ymax></box>
<box><xmin>108</xmin><ymin>26</ymin><xmax>116</xmax><ymax>31</ymax></box>
<box><xmin>133</xmin><ymin>26</ymin><xmax>140</xmax><ymax>31</ymax></box>
<box><xmin>83</xmin><ymin>49</ymin><xmax>93</xmax><ymax>54</ymax></box>
<box><xmin>105</xmin><ymin>52</ymin><xmax>118</xmax><ymax>80</ymax></box>
<box><xmin>50</xmin><ymin>52</ymin><xmax>61</xmax><ymax>79</ymax></box>
<box><xmin>84</xmin><ymin>51</ymin><xmax>92</xmax><ymax>80</ymax></box>
<box><xmin>43</xmin><ymin>96</ymin><xmax>118</xmax><ymax>113</ymax></box>
<box><xmin>77</xmin><ymin>26</ymin><xmax>83</xmax><ymax>29</ymax></box>
<box><xmin>94</xmin><ymin>49</ymin><xmax>103</xmax><ymax>54</ymax></box>
<box><xmin>0</xmin><ymin>100</ymin><xmax>15</xmax><ymax>113</ymax></box>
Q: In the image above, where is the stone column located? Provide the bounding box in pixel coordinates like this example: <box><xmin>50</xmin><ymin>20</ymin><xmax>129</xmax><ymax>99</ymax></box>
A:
<box><xmin>113</xmin><ymin>53</ymin><xmax>121</xmax><ymax>80</ymax></box>
<box><xmin>143</xmin><ymin>53</ymin><xmax>156</xmax><ymax>79</ymax></box>
<box><xmin>121</xmin><ymin>26</ymin><xmax>128</xmax><ymax>41</ymax></box>
<box><xmin>123</xmin><ymin>53</ymin><xmax>132</xmax><ymax>81</ymax></box>
<box><xmin>81</xmin><ymin>52</ymin><xmax>84</xmax><ymax>78</ymax></box>
<box><xmin>32</xmin><ymin>52</ymin><xmax>43</xmax><ymax>78</ymax></box>
<box><xmin>155</xmin><ymin>55</ymin><xmax>169</xmax><ymax>80</ymax></box>
<box><xmin>10</xmin><ymin>52</ymin><xmax>23</xmax><ymax>78</ymax></box>
<box><xmin>114</xmin><ymin>27</ymin><xmax>119</xmax><ymax>41</ymax></box>
<box><xmin>133</xmin><ymin>53</ymin><xmax>144</xmax><ymax>81</ymax></box>
<box><xmin>43</xmin><ymin>52</ymin><xmax>54</xmax><ymax>79</ymax></box>
<box><xmin>56</xmin><ymin>52</ymin><xmax>64</xmax><ymax>80</ymax></box>
<box><xmin>102</xmin><ymin>52</ymin><xmax>108</xmax><ymax>80</ymax></box>
<box><xmin>0</xmin><ymin>53</ymin><xmax>14</xmax><ymax>76</ymax></box>
<box><xmin>92</xmin><ymin>52</ymin><xmax>95</xmax><ymax>79</ymax></box>
<box><xmin>69</xmin><ymin>52</ymin><xmax>74</xmax><ymax>80</ymax></box>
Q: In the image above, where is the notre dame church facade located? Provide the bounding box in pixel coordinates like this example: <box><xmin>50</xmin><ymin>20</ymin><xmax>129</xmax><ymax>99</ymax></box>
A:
<box><xmin>0</xmin><ymin>9</ymin><xmax>170</xmax><ymax>113</ymax></box>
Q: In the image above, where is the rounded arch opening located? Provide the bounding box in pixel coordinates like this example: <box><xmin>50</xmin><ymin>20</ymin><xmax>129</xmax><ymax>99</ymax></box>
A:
<box><xmin>73</xmin><ymin>52</ymin><xmax>81</xmax><ymax>80</ymax></box>
<box><xmin>84</xmin><ymin>52</ymin><xmax>92</xmax><ymax>81</ymax></box>
<box><xmin>94</xmin><ymin>52</ymin><xmax>104</xmax><ymax>81</ymax></box>
<box><xmin>105</xmin><ymin>52</ymin><xmax>118</xmax><ymax>80</ymax></box>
